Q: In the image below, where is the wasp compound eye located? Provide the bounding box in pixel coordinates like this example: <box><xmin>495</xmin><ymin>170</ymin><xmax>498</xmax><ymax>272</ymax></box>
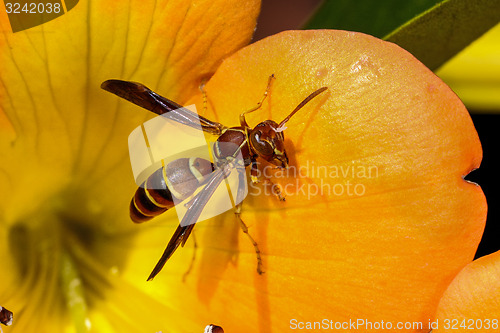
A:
<box><xmin>251</xmin><ymin>131</ymin><xmax>274</xmax><ymax>157</ymax></box>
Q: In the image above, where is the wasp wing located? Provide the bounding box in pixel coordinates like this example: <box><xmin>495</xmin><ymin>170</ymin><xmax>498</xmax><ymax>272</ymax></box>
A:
<box><xmin>101</xmin><ymin>80</ymin><xmax>225</xmax><ymax>135</ymax></box>
<box><xmin>147</xmin><ymin>223</ymin><xmax>195</xmax><ymax>281</ymax></box>
<box><xmin>147</xmin><ymin>165</ymin><xmax>231</xmax><ymax>281</ymax></box>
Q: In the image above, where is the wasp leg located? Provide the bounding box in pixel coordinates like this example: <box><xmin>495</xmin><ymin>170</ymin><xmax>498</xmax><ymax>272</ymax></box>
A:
<box><xmin>250</xmin><ymin>157</ymin><xmax>259</xmax><ymax>184</ymax></box>
<box><xmin>234</xmin><ymin>164</ymin><xmax>264</xmax><ymax>274</ymax></box>
<box><xmin>199</xmin><ymin>79</ymin><xmax>209</xmax><ymax>114</ymax></box>
<box><xmin>240</xmin><ymin>74</ymin><xmax>275</xmax><ymax>128</ymax></box>
<box><xmin>182</xmin><ymin>232</ymin><xmax>197</xmax><ymax>282</ymax></box>
<box><xmin>264</xmin><ymin>178</ymin><xmax>286</xmax><ymax>201</ymax></box>
<box><xmin>235</xmin><ymin>203</ymin><xmax>264</xmax><ymax>275</ymax></box>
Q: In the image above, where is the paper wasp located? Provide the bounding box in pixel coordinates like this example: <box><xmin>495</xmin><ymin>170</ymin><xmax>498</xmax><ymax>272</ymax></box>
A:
<box><xmin>101</xmin><ymin>76</ymin><xmax>327</xmax><ymax>280</ymax></box>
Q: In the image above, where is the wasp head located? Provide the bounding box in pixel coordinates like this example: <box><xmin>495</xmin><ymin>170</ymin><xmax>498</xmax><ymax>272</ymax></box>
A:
<box><xmin>246</xmin><ymin>85</ymin><xmax>328</xmax><ymax>169</ymax></box>
<box><xmin>249</xmin><ymin>120</ymin><xmax>289</xmax><ymax>168</ymax></box>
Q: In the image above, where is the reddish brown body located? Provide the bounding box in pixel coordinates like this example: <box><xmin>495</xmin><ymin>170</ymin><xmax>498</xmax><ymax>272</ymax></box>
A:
<box><xmin>101</xmin><ymin>77</ymin><xmax>328</xmax><ymax>280</ymax></box>
<box><xmin>213</xmin><ymin>127</ymin><xmax>250</xmax><ymax>164</ymax></box>
<box><xmin>130</xmin><ymin>157</ymin><xmax>214</xmax><ymax>223</ymax></box>
<box><xmin>130</xmin><ymin>127</ymin><xmax>248</xmax><ymax>223</ymax></box>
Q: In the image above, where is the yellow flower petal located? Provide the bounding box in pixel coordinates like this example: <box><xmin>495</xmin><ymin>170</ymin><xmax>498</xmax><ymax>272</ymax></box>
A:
<box><xmin>0</xmin><ymin>0</ymin><xmax>260</xmax><ymax>332</ymax></box>
<box><xmin>433</xmin><ymin>251</ymin><xmax>500</xmax><ymax>332</ymax></box>
<box><xmin>0</xmin><ymin>0</ymin><xmax>260</xmax><ymax>228</ymax></box>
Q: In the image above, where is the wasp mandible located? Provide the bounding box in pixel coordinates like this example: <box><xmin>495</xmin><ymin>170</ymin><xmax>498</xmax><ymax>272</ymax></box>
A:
<box><xmin>101</xmin><ymin>76</ymin><xmax>327</xmax><ymax>280</ymax></box>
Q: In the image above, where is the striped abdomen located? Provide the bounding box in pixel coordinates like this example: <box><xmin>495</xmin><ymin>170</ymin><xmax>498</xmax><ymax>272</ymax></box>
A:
<box><xmin>130</xmin><ymin>157</ymin><xmax>214</xmax><ymax>223</ymax></box>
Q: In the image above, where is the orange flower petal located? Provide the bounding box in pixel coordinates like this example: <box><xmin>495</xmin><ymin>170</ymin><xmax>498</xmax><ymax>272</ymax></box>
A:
<box><xmin>433</xmin><ymin>251</ymin><xmax>500</xmax><ymax>333</ymax></box>
<box><xmin>133</xmin><ymin>30</ymin><xmax>486</xmax><ymax>331</ymax></box>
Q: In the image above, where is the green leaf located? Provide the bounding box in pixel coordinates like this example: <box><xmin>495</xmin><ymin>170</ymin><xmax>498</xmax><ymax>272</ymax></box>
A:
<box><xmin>384</xmin><ymin>0</ymin><xmax>500</xmax><ymax>70</ymax></box>
<box><xmin>303</xmin><ymin>0</ymin><xmax>442</xmax><ymax>38</ymax></box>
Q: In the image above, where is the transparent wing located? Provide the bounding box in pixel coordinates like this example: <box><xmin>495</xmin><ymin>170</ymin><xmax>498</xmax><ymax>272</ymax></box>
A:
<box><xmin>147</xmin><ymin>165</ymin><xmax>231</xmax><ymax>281</ymax></box>
<box><xmin>101</xmin><ymin>80</ymin><xmax>225</xmax><ymax>135</ymax></box>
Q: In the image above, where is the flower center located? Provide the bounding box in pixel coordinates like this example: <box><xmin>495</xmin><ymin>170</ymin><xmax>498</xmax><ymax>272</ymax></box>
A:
<box><xmin>7</xmin><ymin>206</ymin><xmax>129</xmax><ymax>331</ymax></box>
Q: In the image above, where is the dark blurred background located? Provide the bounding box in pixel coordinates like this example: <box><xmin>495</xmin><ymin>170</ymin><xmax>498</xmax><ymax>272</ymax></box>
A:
<box><xmin>253</xmin><ymin>0</ymin><xmax>499</xmax><ymax>259</ymax></box>
<box><xmin>465</xmin><ymin>115</ymin><xmax>499</xmax><ymax>258</ymax></box>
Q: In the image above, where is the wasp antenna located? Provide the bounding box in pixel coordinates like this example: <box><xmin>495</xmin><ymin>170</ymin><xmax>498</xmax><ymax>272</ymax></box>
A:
<box><xmin>279</xmin><ymin>87</ymin><xmax>328</xmax><ymax>128</ymax></box>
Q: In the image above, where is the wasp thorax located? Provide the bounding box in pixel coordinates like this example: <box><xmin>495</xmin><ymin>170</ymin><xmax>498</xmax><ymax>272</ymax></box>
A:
<box><xmin>249</xmin><ymin>120</ymin><xmax>289</xmax><ymax>168</ymax></box>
